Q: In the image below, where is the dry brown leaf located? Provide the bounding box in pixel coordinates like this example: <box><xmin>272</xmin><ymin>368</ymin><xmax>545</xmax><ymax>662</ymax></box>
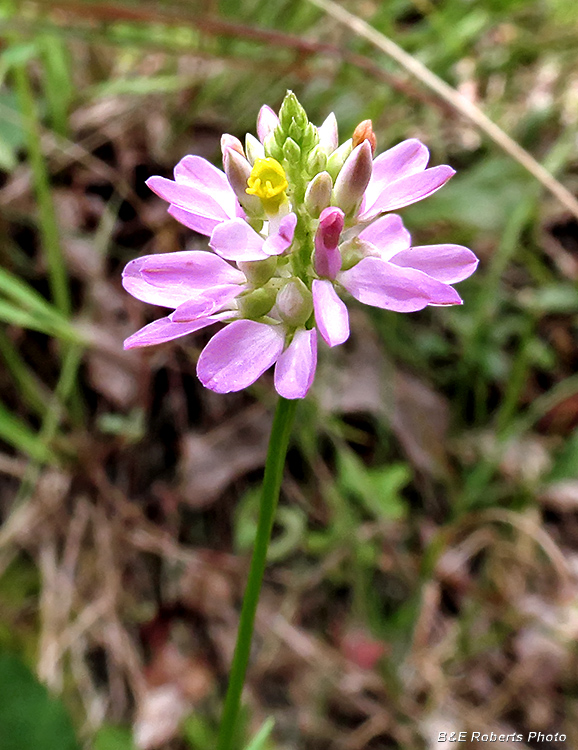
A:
<box><xmin>179</xmin><ymin>405</ymin><xmax>270</xmax><ymax>508</ymax></box>
<box><xmin>391</xmin><ymin>371</ymin><xmax>450</xmax><ymax>479</ymax></box>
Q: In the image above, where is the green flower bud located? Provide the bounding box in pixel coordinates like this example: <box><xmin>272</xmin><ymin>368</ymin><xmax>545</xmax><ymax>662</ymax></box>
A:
<box><xmin>301</xmin><ymin>122</ymin><xmax>319</xmax><ymax>153</ymax></box>
<box><xmin>339</xmin><ymin>237</ymin><xmax>379</xmax><ymax>270</ymax></box>
<box><xmin>283</xmin><ymin>137</ymin><xmax>301</xmax><ymax>165</ymax></box>
<box><xmin>237</xmin><ymin>256</ymin><xmax>278</xmax><ymax>286</ymax></box>
<box><xmin>306</xmin><ymin>145</ymin><xmax>327</xmax><ymax>176</ymax></box>
<box><xmin>245</xmin><ymin>133</ymin><xmax>265</xmax><ymax>165</ymax></box>
<box><xmin>288</xmin><ymin>119</ymin><xmax>304</xmax><ymax>144</ymax></box>
<box><xmin>279</xmin><ymin>91</ymin><xmax>308</xmax><ymax>133</ymax></box>
<box><xmin>263</xmin><ymin>133</ymin><xmax>279</xmax><ymax>160</ymax></box>
<box><xmin>237</xmin><ymin>285</ymin><xmax>277</xmax><ymax>320</ymax></box>
<box><xmin>327</xmin><ymin>138</ymin><xmax>353</xmax><ymax>181</ymax></box>
<box><xmin>276</xmin><ymin>278</ymin><xmax>313</xmax><ymax>327</ymax></box>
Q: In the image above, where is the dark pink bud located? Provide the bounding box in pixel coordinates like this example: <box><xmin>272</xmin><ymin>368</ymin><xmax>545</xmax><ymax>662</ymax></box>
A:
<box><xmin>315</xmin><ymin>207</ymin><xmax>344</xmax><ymax>280</ymax></box>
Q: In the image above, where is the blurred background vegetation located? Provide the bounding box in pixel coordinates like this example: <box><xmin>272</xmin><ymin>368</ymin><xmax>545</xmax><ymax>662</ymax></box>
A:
<box><xmin>1</xmin><ymin>0</ymin><xmax>578</xmax><ymax>748</ymax></box>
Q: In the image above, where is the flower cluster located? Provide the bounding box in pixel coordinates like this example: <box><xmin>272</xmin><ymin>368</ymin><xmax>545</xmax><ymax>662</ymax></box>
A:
<box><xmin>123</xmin><ymin>93</ymin><xmax>478</xmax><ymax>398</ymax></box>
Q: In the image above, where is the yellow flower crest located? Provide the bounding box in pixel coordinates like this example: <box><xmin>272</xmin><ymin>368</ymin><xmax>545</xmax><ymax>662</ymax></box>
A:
<box><xmin>246</xmin><ymin>157</ymin><xmax>288</xmax><ymax>211</ymax></box>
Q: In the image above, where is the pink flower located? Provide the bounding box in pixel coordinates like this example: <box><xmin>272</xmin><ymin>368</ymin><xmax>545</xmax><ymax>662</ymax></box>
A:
<box><xmin>124</xmin><ymin>95</ymin><xmax>478</xmax><ymax>399</ymax></box>
<box><xmin>122</xmin><ymin>249</ymin><xmax>316</xmax><ymax>399</ymax></box>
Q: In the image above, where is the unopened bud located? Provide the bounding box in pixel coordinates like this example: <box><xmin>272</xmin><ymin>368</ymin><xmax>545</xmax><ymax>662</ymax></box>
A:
<box><xmin>314</xmin><ymin>207</ymin><xmax>344</xmax><ymax>279</ymax></box>
<box><xmin>245</xmin><ymin>133</ymin><xmax>265</xmax><ymax>165</ymax></box>
<box><xmin>339</xmin><ymin>237</ymin><xmax>379</xmax><ymax>270</ymax></box>
<box><xmin>288</xmin><ymin>119</ymin><xmax>304</xmax><ymax>144</ymax></box>
<box><xmin>279</xmin><ymin>91</ymin><xmax>308</xmax><ymax>133</ymax></box>
<box><xmin>283</xmin><ymin>137</ymin><xmax>301</xmax><ymax>164</ymax></box>
<box><xmin>317</xmin><ymin>112</ymin><xmax>338</xmax><ymax>154</ymax></box>
<box><xmin>326</xmin><ymin>138</ymin><xmax>353</xmax><ymax>181</ymax></box>
<box><xmin>352</xmin><ymin>119</ymin><xmax>377</xmax><ymax>155</ymax></box>
<box><xmin>238</xmin><ymin>286</ymin><xmax>277</xmax><ymax>320</ymax></box>
<box><xmin>257</xmin><ymin>104</ymin><xmax>279</xmax><ymax>144</ymax></box>
<box><xmin>302</xmin><ymin>122</ymin><xmax>319</xmax><ymax>154</ymax></box>
<box><xmin>223</xmin><ymin>148</ymin><xmax>262</xmax><ymax>215</ymax></box>
<box><xmin>276</xmin><ymin>278</ymin><xmax>313</xmax><ymax>326</ymax></box>
<box><xmin>263</xmin><ymin>133</ymin><xmax>281</xmax><ymax>160</ymax></box>
<box><xmin>238</xmin><ymin>256</ymin><xmax>277</xmax><ymax>286</ymax></box>
<box><xmin>305</xmin><ymin>171</ymin><xmax>332</xmax><ymax>217</ymax></box>
<box><xmin>306</xmin><ymin>145</ymin><xmax>327</xmax><ymax>175</ymax></box>
<box><xmin>332</xmin><ymin>140</ymin><xmax>373</xmax><ymax>216</ymax></box>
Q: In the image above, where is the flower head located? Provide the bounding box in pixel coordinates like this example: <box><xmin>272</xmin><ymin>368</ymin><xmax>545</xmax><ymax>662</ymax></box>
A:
<box><xmin>124</xmin><ymin>93</ymin><xmax>478</xmax><ymax>399</ymax></box>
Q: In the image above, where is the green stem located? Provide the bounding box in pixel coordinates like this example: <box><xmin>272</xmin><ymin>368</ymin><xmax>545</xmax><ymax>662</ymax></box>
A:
<box><xmin>217</xmin><ymin>396</ymin><xmax>298</xmax><ymax>750</ymax></box>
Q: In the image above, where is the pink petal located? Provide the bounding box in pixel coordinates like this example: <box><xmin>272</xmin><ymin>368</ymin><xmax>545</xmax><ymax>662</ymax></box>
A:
<box><xmin>366</xmin><ymin>139</ymin><xmax>429</xmax><ymax>196</ymax></box>
<box><xmin>124</xmin><ymin>314</ymin><xmax>223</xmax><ymax>350</ymax></box>
<box><xmin>262</xmin><ymin>212</ymin><xmax>297</xmax><ymax>256</ymax></box>
<box><xmin>122</xmin><ymin>251</ymin><xmax>245</xmax><ymax>307</ymax></box>
<box><xmin>312</xmin><ymin>279</ymin><xmax>350</xmax><ymax>347</ymax></box>
<box><xmin>197</xmin><ymin>320</ymin><xmax>285</xmax><ymax>393</ymax></box>
<box><xmin>358</xmin><ymin>214</ymin><xmax>411</xmax><ymax>260</ymax></box>
<box><xmin>257</xmin><ymin>105</ymin><xmax>279</xmax><ymax>143</ymax></box>
<box><xmin>147</xmin><ymin>176</ymin><xmax>236</xmax><ymax>236</ymax></box>
<box><xmin>274</xmin><ymin>328</ymin><xmax>317</xmax><ymax>399</ymax></box>
<box><xmin>146</xmin><ymin>176</ymin><xmax>229</xmax><ymax>216</ymax></box>
<box><xmin>173</xmin><ymin>155</ymin><xmax>233</xmax><ymax>202</ymax></box>
<box><xmin>339</xmin><ymin>257</ymin><xmax>462</xmax><ymax>312</ymax></box>
<box><xmin>360</xmin><ymin>165</ymin><xmax>455</xmax><ymax>219</ymax></box>
<box><xmin>390</xmin><ymin>244</ymin><xmax>479</xmax><ymax>284</ymax></box>
<box><xmin>167</xmin><ymin>205</ymin><xmax>227</xmax><ymax>237</ymax></box>
<box><xmin>170</xmin><ymin>285</ymin><xmax>243</xmax><ymax>321</ymax></box>
<box><xmin>209</xmin><ymin>218</ymin><xmax>268</xmax><ymax>261</ymax></box>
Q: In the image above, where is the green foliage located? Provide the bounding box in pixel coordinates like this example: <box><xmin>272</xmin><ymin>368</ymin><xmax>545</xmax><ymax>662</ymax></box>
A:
<box><xmin>0</xmin><ymin>401</ymin><xmax>57</xmax><ymax>463</ymax></box>
<box><xmin>404</xmin><ymin>157</ymin><xmax>531</xmax><ymax>233</ymax></box>
<box><xmin>235</xmin><ymin>488</ymin><xmax>308</xmax><ymax>561</ymax></box>
<box><xmin>0</xmin><ymin>653</ymin><xmax>79</xmax><ymax>750</ymax></box>
<box><xmin>244</xmin><ymin>718</ymin><xmax>275</xmax><ymax>750</ymax></box>
<box><xmin>0</xmin><ymin>90</ymin><xmax>25</xmax><ymax>171</ymax></box>
<box><xmin>183</xmin><ymin>714</ymin><xmax>218</xmax><ymax>749</ymax></box>
<box><xmin>336</xmin><ymin>449</ymin><xmax>410</xmax><ymax>522</ymax></box>
<box><xmin>93</xmin><ymin>725</ymin><xmax>136</xmax><ymax>750</ymax></box>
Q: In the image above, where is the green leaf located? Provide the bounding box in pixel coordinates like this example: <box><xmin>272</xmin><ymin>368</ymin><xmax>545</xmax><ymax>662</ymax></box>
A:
<box><xmin>183</xmin><ymin>714</ymin><xmax>217</xmax><ymax>749</ymax></box>
<box><xmin>234</xmin><ymin>489</ymin><xmax>307</xmax><ymax>561</ymax></box>
<box><xmin>548</xmin><ymin>428</ymin><xmax>578</xmax><ymax>481</ymax></box>
<box><xmin>93</xmin><ymin>725</ymin><xmax>136</xmax><ymax>750</ymax></box>
<box><xmin>0</xmin><ymin>401</ymin><xmax>57</xmax><ymax>463</ymax></box>
<box><xmin>0</xmin><ymin>43</ymin><xmax>37</xmax><ymax>84</ymax></box>
<box><xmin>39</xmin><ymin>35</ymin><xmax>73</xmax><ymax>137</ymax></box>
<box><xmin>0</xmin><ymin>301</ymin><xmax>82</xmax><ymax>343</ymax></box>
<box><xmin>0</xmin><ymin>268</ymin><xmax>67</xmax><ymax>320</ymax></box>
<box><xmin>245</xmin><ymin>717</ymin><xmax>275</xmax><ymax>750</ymax></box>
<box><xmin>0</xmin><ymin>652</ymin><xmax>79</xmax><ymax>750</ymax></box>
<box><xmin>520</xmin><ymin>284</ymin><xmax>578</xmax><ymax>314</ymax></box>
<box><xmin>404</xmin><ymin>157</ymin><xmax>530</xmax><ymax>232</ymax></box>
<box><xmin>0</xmin><ymin>91</ymin><xmax>26</xmax><ymax>172</ymax></box>
<box><xmin>337</xmin><ymin>450</ymin><xmax>409</xmax><ymax>521</ymax></box>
